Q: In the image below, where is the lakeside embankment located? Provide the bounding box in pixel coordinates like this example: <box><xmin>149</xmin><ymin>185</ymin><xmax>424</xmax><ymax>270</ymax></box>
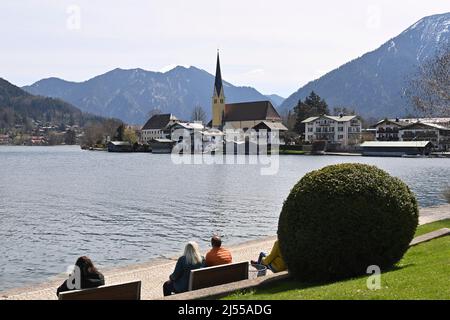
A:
<box><xmin>1</xmin><ymin>204</ymin><xmax>449</xmax><ymax>300</ymax></box>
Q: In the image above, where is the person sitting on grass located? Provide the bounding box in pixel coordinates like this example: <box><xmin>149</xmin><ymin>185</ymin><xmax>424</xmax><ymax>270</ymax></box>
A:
<box><xmin>205</xmin><ymin>235</ymin><xmax>232</xmax><ymax>267</ymax></box>
<box><xmin>251</xmin><ymin>240</ymin><xmax>286</xmax><ymax>273</ymax></box>
<box><xmin>163</xmin><ymin>241</ymin><xmax>205</xmax><ymax>296</ymax></box>
<box><xmin>56</xmin><ymin>256</ymin><xmax>105</xmax><ymax>297</ymax></box>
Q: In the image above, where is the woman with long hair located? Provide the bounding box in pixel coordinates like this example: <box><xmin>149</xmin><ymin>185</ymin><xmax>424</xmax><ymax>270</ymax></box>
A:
<box><xmin>56</xmin><ymin>256</ymin><xmax>105</xmax><ymax>296</ymax></box>
<box><xmin>163</xmin><ymin>241</ymin><xmax>205</xmax><ymax>296</ymax></box>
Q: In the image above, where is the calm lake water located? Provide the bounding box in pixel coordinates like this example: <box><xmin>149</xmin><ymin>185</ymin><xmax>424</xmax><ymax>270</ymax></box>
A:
<box><xmin>0</xmin><ymin>146</ymin><xmax>449</xmax><ymax>292</ymax></box>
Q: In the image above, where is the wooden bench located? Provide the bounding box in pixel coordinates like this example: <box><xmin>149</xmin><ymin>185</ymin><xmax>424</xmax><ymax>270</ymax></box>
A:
<box><xmin>58</xmin><ymin>281</ymin><xmax>141</xmax><ymax>300</ymax></box>
<box><xmin>188</xmin><ymin>261</ymin><xmax>249</xmax><ymax>291</ymax></box>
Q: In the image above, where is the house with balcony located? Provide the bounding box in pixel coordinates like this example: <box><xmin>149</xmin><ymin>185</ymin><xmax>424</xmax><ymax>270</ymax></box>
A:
<box><xmin>372</xmin><ymin>119</ymin><xmax>411</xmax><ymax>141</ymax></box>
<box><xmin>400</xmin><ymin>122</ymin><xmax>450</xmax><ymax>151</ymax></box>
<box><xmin>302</xmin><ymin>115</ymin><xmax>362</xmax><ymax>148</ymax></box>
<box><xmin>372</xmin><ymin>117</ymin><xmax>450</xmax><ymax>151</ymax></box>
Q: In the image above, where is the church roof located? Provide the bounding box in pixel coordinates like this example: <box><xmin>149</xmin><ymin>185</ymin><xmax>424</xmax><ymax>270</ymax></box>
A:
<box><xmin>253</xmin><ymin>121</ymin><xmax>288</xmax><ymax>131</ymax></box>
<box><xmin>142</xmin><ymin>114</ymin><xmax>178</xmax><ymax>130</ymax></box>
<box><xmin>214</xmin><ymin>52</ymin><xmax>223</xmax><ymax>96</ymax></box>
<box><xmin>224</xmin><ymin>101</ymin><xmax>282</xmax><ymax>122</ymax></box>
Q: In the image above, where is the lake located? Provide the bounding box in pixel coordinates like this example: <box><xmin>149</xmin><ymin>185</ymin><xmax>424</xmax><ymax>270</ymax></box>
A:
<box><xmin>0</xmin><ymin>146</ymin><xmax>449</xmax><ymax>292</ymax></box>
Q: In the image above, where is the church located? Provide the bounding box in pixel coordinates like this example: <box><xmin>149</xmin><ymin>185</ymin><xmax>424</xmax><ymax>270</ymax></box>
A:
<box><xmin>210</xmin><ymin>52</ymin><xmax>287</xmax><ymax>132</ymax></box>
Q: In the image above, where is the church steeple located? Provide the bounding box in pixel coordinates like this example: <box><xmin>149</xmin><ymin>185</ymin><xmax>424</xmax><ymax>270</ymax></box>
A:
<box><xmin>214</xmin><ymin>51</ymin><xmax>223</xmax><ymax>97</ymax></box>
<box><xmin>212</xmin><ymin>50</ymin><xmax>226</xmax><ymax>128</ymax></box>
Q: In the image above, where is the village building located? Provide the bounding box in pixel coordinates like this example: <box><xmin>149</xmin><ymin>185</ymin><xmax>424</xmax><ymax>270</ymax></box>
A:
<box><xmin>141</xmin><ymin>114</ymin><xmax>179</xmax><ymax>144</ymax></box>
<box><xmin>167</xmin><ymin>121</ymin><xmax>205</xmax><ymax>135</ymax></box>
<box><xmin>150</xmin><ymin>139</ymin><xmax>176</xmax><ymax>154</ymax></box>
<box><xmin>373</xmin><ymin>117</ymin><xmax>450</xmax><ymax>151</ymax></box>
<box><xmin>0</xmin><ymin>134</ymin><xmax>11</xmax><ymax>145</ymax></box>
<box><xmin>373</xmin><ymin>118</ymin><xmax>450</xmax><ymax>141</ymax></box>
<box><xmin>107</xmin><ymin>141</ymin><xmax>133</xmax><ymax>152</ymax></box>
<box><xmin>399</xmin><ymin>122</ymin><xmax>450</xmax><ymax>151</ymax></box>
<box><xmin>372</xmin><ymin>119</ymin><xmax>410</xmax><ymax>141</ymax></box>
<box><xmin>360</xmin><ymin>141</ymin><xmax>434</xmax><ymax>157</ymax></box>
<box><xmin>210</xmin><ymin>52</ymin><xmax>287</xmax><ymax>133</ymax></box>
<box><xmin>302</xmin><ymin>115</ymin><xmax>362</xmax><ymax>148</ymax></box>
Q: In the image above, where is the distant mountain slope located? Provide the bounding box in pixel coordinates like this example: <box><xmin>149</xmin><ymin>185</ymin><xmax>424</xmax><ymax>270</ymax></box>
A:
<box><xmin>24</xmin><ymin>66</ymin><xmax>270</xmax><ymax>124</ymax></box>
<box><xmin>280</xmin><ymin>12</ymin><xmax>450</xmax><ymax>118</ymax></box>
<box><xmin>0</xmin><ymin>78</ymin><xmax>106</xmax><ymax>130</ymax></box>
<box><xmin>265</xmin><ymin>94</ymin><xmax>285</xmax><ymax>107</ymax></box>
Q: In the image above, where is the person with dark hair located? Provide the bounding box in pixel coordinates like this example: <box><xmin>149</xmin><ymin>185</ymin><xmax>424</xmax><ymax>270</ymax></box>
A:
<box><xmin>56</xmin><ymin>256</ymin><xmax>105</xmax><ymax>297</ymax></box>
<box><xmin>205</xmin><ymin>235</ymin><xmax>232</xmax><ymax>267</ymax></box>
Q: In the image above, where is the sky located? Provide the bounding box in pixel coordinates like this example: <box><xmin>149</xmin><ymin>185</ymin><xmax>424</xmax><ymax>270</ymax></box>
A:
<box><xmin>1</xmin><ymin>0</ymin><xmax>449</xmax><ymax>97</ymax></box>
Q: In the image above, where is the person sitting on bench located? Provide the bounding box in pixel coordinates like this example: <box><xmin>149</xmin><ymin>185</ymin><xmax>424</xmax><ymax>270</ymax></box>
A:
<box><xmin>205</xmin><ymin>235</ymin><xmax>232</xmax><ymax>267</ymax></box>
<box><xmin>163</xmin><ymin>241</ymin><xmax>205</xmax><ymax>296</ymax></box>
<box><xmin>251</xmin><ymin>240</ymin><xmax>286</xmax><ymax>273</ymax></box>
<box><xmin>56</xmin><ymin>256</ymin><xmax>105</xmax><ymax>297</ymax></box>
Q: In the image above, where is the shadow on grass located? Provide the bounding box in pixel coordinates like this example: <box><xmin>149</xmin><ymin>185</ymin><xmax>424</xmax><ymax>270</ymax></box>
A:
<box><xmin>247</xmin><ymin>263</ymin><xmax>415</xmax><ymax>296</ymax></box>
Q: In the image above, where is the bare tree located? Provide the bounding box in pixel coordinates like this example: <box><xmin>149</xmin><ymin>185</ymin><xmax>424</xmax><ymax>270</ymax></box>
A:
<box><xmin>332</xmin><ymin>107</ymin><xmax>356</xmax><ymax>116</ymax></box>
<box><xmin>281</xmin><ymin>109</ymin><xmax>296</xmax><ymax>131</ymax></box>
<box><xmin>407</xmin><ymin>48</ymin><xmax>450</xmax><ymax>117</ymax></box>
<box><xmin>191</xmin><ymin>105</ymin><xmax>207</xmax><ymax>123</ymax></box>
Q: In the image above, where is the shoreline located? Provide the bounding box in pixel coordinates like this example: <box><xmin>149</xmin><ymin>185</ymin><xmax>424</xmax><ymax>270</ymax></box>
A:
<box><xmin>0</xmin><ymin>235</ymin><xmax>277</xmax><ymax>300</ymax></box>
<box><xmin>1</xmin><ymin>204</ymin><xmax>449</xmax><ymax>300</ymax></box>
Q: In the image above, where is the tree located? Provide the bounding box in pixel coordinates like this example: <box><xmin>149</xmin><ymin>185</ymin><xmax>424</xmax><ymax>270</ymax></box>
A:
<box><xmin>278</xmin><ymin>164</ymin><xmax>418</xmax><ymax>282</ymax></box>
<box><xmin>191</xmin><ymin>106</ymin><xmax>207</xmax><ymax>124</ymax></box>
<box><xmin>115</xmin><ymin>124</ymin><xmax>125</xmax><ymax>141</ymax></box>
<box><xmin>64</xmin><ymin>129</ymin><xmax>77</xmax><ymax>145</ymax></box>
<box><xmin>82</xmin><ymin>123</ymin><xmax>104</xmax><ymax>146</ymax></box>
<box><xmin>332</xmin><ymin>107</ymin><xmax>355</xmax><ymax>116</ymax></box>
<box><xmin>48</xmin><ymin>132</ymin><xmax>64</xmax><ymax>145</ymax></box>
<box><xmin>281</xmin><ymin>109</ymin><xmax>296</xmax><ymax>131</ymax></box>
<box><xmin>293</xmin><ymin>91</ymin><xmax>329</xmax><ymax>134</ymax></box>
<box><xmin>102</xmin><ymin>119</ymin><xmax>123</xmax><ymax>141</ymax></box>
<box><xmin>407</xmin><ymin>48</ymin><xmax>450</xmax><ymax>117</ymax></box>
<box><xmin>123</xmin><ymin>126</ymin><xmax>138</xmax><ymax>144</ymax></box>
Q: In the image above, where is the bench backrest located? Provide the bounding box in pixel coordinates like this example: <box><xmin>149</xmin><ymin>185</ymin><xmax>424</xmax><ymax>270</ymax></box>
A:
<box><xmin>188</xmin><ymin>261</ymin><xmax>249</xmax><ymax>291</ymax></box>
<box><xmin>58</xmin><ymin>281</ymin><xmax>141</xmax><ymax>300</ymax></box>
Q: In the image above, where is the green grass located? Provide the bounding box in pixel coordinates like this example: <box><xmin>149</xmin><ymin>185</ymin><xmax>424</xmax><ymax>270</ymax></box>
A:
<box><xmin>415</xmin><ymin>219</ymin><xmax>450</xmax><ymax>236</ymax></box>
<box><xmin>225</xmin><ymin>219</ymin><xmax>450</xmax><ymax>300</ymax></box>
<box><xmin>279</xmin><ymin>150</ymin><xmax>305</xmax><ymax>155</ymax></box>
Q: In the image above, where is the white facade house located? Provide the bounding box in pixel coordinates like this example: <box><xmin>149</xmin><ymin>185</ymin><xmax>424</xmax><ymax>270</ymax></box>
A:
<box><xmin>302</xmin><ymin>115</ymin><xmax>362</xmax><ymax>147</ymax></box>
<box><xmin>399</xmin><ymin>122</ymin><xmax>450</xmax><ymax>151</ymax></box>
<box><xmin>373</xmin><ymin>118</ymin><xmax>450</xmax><ymax>151</ymax></box>
<box><xmin>141</xmin><ymin>114</ymin><xmax>179</xmax><ymax>144</ymax></box>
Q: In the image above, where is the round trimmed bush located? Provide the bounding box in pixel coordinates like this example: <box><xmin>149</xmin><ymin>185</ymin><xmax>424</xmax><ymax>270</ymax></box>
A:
<box><xmin>278</xmin><ymin>163</ymin><xmax>418</xmax><ymax>282</ymax></box>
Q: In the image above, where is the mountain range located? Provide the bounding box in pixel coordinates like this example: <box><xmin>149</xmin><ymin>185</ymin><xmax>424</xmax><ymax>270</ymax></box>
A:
<box><xmin>24</xmin><ymin>67</ymin><xmax>281</xmax><ymax>125</ymax></box>
<box><xmin>279</xmin><ymin>12</ymin><xmax>450</xmax><ymax>117</ymax></box>
<box><xmin>0</xmin><ymin>77</ymin><xmax>107</xmax><ymax>131</ymax></box>
<box><xmin>22</xmin><ymin>12</ymin><xmax>449</xmax><ymax>124</ymax></box>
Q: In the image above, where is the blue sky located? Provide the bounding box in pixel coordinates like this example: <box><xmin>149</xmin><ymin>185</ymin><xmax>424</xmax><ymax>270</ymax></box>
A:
<box><xmin>1</xmin><ymin>0</ymin><xmax>449</xmax><ymax>97</ymax></box>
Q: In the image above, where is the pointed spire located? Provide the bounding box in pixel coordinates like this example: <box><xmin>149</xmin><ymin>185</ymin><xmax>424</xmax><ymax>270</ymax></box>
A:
<box><xmin>214</xmin><ymin>50</ymin><xmax>223</xmax><ymax>97</ymax></box>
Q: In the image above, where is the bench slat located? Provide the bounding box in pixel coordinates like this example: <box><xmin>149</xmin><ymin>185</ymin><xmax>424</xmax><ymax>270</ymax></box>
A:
<box><xmin>58</xmin><ymin>281</ymin><xmax>141</xmax><ymax>300</ymax></box>
<box><xmin>188</xmin><ymin>262</ymin><xmax>249</xmax><ymax>291</ymax></box>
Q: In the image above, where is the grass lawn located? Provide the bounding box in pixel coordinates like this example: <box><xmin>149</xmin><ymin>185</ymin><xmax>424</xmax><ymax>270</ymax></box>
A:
<box><xmin>279</xmin><ymin>150</ymin><xmax>306</xmax><ymax>155</ymax></box>
<box><xmin>225</xmin><ymin>219</ymin><xmax>450</xmax><ymax>300</ymax></box>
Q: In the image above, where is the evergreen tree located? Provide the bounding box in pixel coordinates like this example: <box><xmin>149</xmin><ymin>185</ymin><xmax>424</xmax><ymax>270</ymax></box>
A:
<box><xmin>115</xmin><ymin>124</ymin><xmax>125</xmax><ymax>141</ymax></box>
<box><xmin>64</xmin><ymin>130</ymin><xmax>77</xmax><ymax>145</ymax></box>
<box><xmin>293</xmin><ymin>91</ymin><xmax>330</xmax><ymax>135</ymax></box>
